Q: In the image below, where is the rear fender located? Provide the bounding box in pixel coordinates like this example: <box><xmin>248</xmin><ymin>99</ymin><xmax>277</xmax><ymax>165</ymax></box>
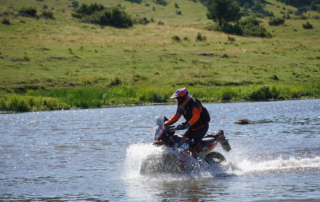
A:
<box><xmin>203</xmin><ymin>142</ymin><xmax>218</xmax><ymax>155</ymax></box>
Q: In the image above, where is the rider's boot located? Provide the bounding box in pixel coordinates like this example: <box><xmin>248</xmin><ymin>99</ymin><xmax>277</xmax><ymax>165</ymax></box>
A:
<box><xmin>197</xmin><ymin>151</ymin><xmax>206</xmax><ymax>162</ymax></box>
<box><xmin>192</xmin><ymin>151</ymin><xmax>206</xmax><ymax>161</ymax></box>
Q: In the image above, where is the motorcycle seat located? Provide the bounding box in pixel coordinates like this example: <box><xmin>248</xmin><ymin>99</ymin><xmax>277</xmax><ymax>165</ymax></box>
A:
<box><xmin>201</xmin><ymin>136</ymin><xmax>216</xmax><ymax>148</ymax></box>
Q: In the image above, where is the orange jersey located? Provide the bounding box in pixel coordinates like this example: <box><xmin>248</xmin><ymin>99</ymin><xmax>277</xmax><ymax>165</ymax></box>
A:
<box><xmin>166</xmin><ymin>99</ymin><xmax>204</xmax><ymax>130</ymax></box>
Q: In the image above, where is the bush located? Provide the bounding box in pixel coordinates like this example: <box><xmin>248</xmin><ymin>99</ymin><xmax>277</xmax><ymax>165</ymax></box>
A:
<box><xmin>72</xmin><ymin>1</ymin><xmax>79</xmax><ymax>8</ymax></box>
<box><xmin>196</xmin><ymin>32</ymin><xmax>206</xmax><ymax>41</ymax></box>
<box><xmin>228</xmin><ymin>35</ymin><xmax>235</xmax><ymax>42</ymax></box>
<box><xmin>125</xmin><ymin>0</ymin><xmax>142</xmax><ymax>3</ymax></box>
<box><xmin>16</xmin><ymin>99</ymin><xmax>30</xmax><ymax>112</ymax></box>
<box><xmin>109</xmin><ymin>77</ymin><xmax>122</xmax><ymax>86</ymax></box>
<box><xmin>134</xmin><ymin>16</ymin><xmax>150</xmax><ymax>25</ymax></box>
<box><xmin>73</xmin><ymin>4</ymin><xmax>133</xmax><ymax>28</ymax></box>
<box><xmin>2</xmin><ymin>18</ymin><xmax>11</xmax><ymax>25</ymax></box>
<box><xmin>172</xmin><ymin>35</ymin><xmax>182</xmax><ymax>42</ymax></box>
<box><xmin>18</xmin><ymin>6</ymin><xmax>37</xmax><ymax>16</ymax></box>
<box><xmin>208</xmin><ymin>18</ymin><xmax>271</xmax><ymax>38</ymax></box>
<box><xmin>249</xmin><ymin>86</ymin><xmax>280</xmax><ymax>100</ymax></box>
<box><xmin>268</xmin><ymin>17</ymin><xmax>285</xmax><ymax>26</ymax></box>
<box><xmin>295</xmin><ymin>7</ymin><xmax>307</xmax><ymax>16</ymax></box>
<box><xmin>270</xmin><ymin>75</ymin><xmax>279</xmax><ymax>80</ymax></box>
<box><xmin>42</xmin><ymin>10</ymin><xmax>54</xmax><ymax>18</ymax></box>
<box><xmin>71</xmin><ymin>12</ymin><xmax>83</xmax><ymax>19</ymax></box>
<box><xmin>302</xmin><ymin>21</ymin><xmax>313</xmax><ymax>29</ymax></box>
<box><xmin>155</xmin><ymin>0</ymin><xmax>168</xmax><ymax>6</ymax></box>
<box><xmin>74</xmin><ymin>3</ymin><xmax>105</xmax><ymax>16</ymax></box>
<box><xmin>0</xmin><ymin>98</ymin><xmax>7</xmax><ymax>111</ymax></box>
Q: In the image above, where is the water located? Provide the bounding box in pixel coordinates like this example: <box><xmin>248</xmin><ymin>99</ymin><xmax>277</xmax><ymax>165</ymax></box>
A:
<box><xmin>1</xmin><ymin>99</ymin><xmax>320</xmax><ymax>201</ymax></box>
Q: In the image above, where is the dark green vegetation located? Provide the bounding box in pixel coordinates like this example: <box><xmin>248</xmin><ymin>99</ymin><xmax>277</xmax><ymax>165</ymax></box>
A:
<box><xmin>207</xmin><ymin>0</ymin><xmax>241</xmax><ymax>26</ymax></box>
<box><xmin>72</xmin><ymin>3</ymin><xmax>133</xmax><ymax>28</ymax></box>
<box><xmin>1</xmin><ymin>0</ymin><xmax>320</xmax><ymax>112</ymax></box>
<box><xmin>268</xmin><ymin>17</ymin><xmax>285</xmax><ymax>26</ymax></box>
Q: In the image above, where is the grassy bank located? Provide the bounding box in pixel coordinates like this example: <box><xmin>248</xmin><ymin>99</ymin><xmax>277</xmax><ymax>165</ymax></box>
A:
<box><xmin>1</xmin><ymin>0</ymin><xmax>320</xmax><ymax>112</ymax></box>
<box><xmin>1</xmin><ymin>84</ymin><xmax>319</xmax><ymax>112</ymax></box>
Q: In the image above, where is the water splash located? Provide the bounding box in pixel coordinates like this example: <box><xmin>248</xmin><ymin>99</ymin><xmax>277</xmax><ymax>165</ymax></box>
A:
<box><xmin>124</xmin><ymin>143</ymin><xmax>214</xmax><ymax>180</ymax></box>
<box><xmin>124</xmin><ymin>143</ymin><xmax>320</xmax><ymax>180</ymax></box>
<box><xmin>226</xmin><ymin>156</ymin><xmax>320</xmax><ymax>175</ymax></box>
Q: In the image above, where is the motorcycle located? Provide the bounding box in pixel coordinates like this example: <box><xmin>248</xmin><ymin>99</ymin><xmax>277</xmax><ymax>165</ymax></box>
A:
<box><xmin>140</xmin><ymin>116</ymin><xmax>231</xmax><ymax>174</ymax></box>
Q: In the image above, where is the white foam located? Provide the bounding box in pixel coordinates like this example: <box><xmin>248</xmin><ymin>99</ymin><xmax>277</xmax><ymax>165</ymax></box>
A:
<box><xmin>224</xmin><ymin>155</ymin><xmax>320</xmax><ymax>175</ymax></box>
<box><xmin>123</xmin><ymin>143</ymin><xmax>320</xmax><ymax>179</ymax></box>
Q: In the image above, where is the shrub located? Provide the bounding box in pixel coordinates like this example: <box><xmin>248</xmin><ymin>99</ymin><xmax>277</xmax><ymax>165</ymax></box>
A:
<box><xmin>86</xmin><ymin>7</ymin><xmax>133</xmax><ymax>28</ymax></box>
<box><xmin>243</xmin><ymin>2</ymin><xmax>252</xmax><ymax>9</ymax></box>
<box><xmin>228</xmin><ymin>35</ymin><xmax>235</xmax><ymax>42</ymax></box>
<box><xmin>134</xmin><ymin>16</ymin><xmax>150</xmax><ymax>25</ymax></box>
<box><xmin>0</xmin><ymin>98</ymin><xmax>7</xmax><ymax>111</ymax></box>
<box><xmin>72</xmin><ymin>1</ymin><xmax>79</xmax><ymax>8</ymax></box>
<box><xmin>16</xmin><ymin>99</ymin><xmax>30</xmax><ymax>112</ymax></box>
<box><xmin>209</xmin><ymin>18</ymin><xmax>271</xmax><ymax>38</ymax></box>
<box><xmin>172</xmin><ymin>35</ymin><xmax>181</xmax><ymax>42</ymax></box>
<box><xmin>175</xmin><ymin>3</ymin><xmax>179</xmax><ymax>8</ymax></box>
<box><xmin>73</xmin><ymin>4</ymin><xmax>133</xmax><ymax>28</ymax></box>
<box><xmin>43</xmin><ymin>4</ymin><xmax>48</xmax><ymax>9</ymax></box>
<box><xmin>302</xmin><ymin>21</ymin><xmax>313</xmax><ymax>29</ymax></box>
<box><xmin>42</xmin><ymin>10</ymin><xmax>54</xmax><ymax>18</ymax></box>
<box><xmin>249</xmin><ymin>86</ymin><xmax>280</xmax><ymax>100</ymax></box>
<box><xmin>125</xmin><ymin>0</ymin><xmax>142</xmax><ymax>3</ymax></box>
<box><xmin>2</xmin><ymin>18</ymin><xmax>11</xmax><ymax>25</ymax></box>
<box><xmin>8</xmin><ymin>95</ymin><xmax>18</xmax><ymax>111</ymax></box>
<box><xmin>176</xmin><ymin>10</ymin><xmax>182</xmax><ymax>15</ymax></box>
<box><xmin>155</xmin><ymin>0</ymin><xmax>168</xmax><ymax>6</ymax></box>
<box><xmin>196</xmin><ymin>32</ymin><xmax>206</xmax><ymax>41</ymax></box>
<box><xmin>23</xmin><ymin>55</ymin><xmax>31</xmax><ymax>61</ymax></box>
<box><xmin>295</xmin><ymin>7</ymin><xmax>307</xmax><ymax>16</ymax></box>
<box><xmin>71</xmin><ymin>12</ymin><xmax>83</xmax><ymax>19</ymax></box>
<box><xmin>109</xmin><ymin>77</ymin><xmax>122</xmax><ymax>86</ymax></box>
<box><xmin>270</xmin><ymin>75</ymin><xmax>279</xmax><ymax>80</ymax></box>
<box><xmin>158</xmin><ymin>20</ymin><xmax>164</xmax><ymax>25</ymax></box>
<box><xmin>268</xmin><ymin>17</ymin><xmax>285</xmax><ymax>26</ymax></box>
<box><xmin>18</xmin><ymin>6</ymin><xmax>37</xmax><ymax>16</ymax></box>
<box><xmin>74</xmin><ymin>3</ymin><xmax>105</xmax><ymax>16</ymax></box>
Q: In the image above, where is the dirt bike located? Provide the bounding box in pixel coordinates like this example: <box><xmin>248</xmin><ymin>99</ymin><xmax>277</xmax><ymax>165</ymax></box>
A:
<box><xmin>140</xmin><ymin>116</ymin><xmax>231</xmax><ymax>174</ymax></box>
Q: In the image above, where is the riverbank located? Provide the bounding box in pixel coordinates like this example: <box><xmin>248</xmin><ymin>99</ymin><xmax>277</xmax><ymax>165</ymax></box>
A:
<box><xmin>1</xmin><ymin>0</ymin><xmax>320</xmax><ymax>113</ymax></box>
<box><xmin>1</xmin><ymin>85</ymin><xmax>319</xmax><ymax>113</ymax></box>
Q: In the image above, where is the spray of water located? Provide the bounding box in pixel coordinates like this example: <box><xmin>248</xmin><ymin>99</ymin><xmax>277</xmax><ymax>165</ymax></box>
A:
<box><xmin>124</xmin><ymin>143</ymin><xmax>320</xmax><ymax>180</ymax></box>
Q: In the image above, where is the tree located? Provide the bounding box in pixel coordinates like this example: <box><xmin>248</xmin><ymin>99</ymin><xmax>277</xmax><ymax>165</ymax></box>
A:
<box><xmin>310</xmin><ymin>1</ymin><xmax>317</xmax><ymax>10</ymax></box>
<box><xmin>207</xmin><ymin>0</ymin><xmax>241</xmax><ymax>26</ymax></box>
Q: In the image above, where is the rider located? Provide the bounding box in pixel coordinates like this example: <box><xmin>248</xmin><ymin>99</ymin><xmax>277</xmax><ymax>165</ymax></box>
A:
<box><xmin>165</xmin><ymin>88</ymin><xmax>210</xmax><ymax>161</ymax></box>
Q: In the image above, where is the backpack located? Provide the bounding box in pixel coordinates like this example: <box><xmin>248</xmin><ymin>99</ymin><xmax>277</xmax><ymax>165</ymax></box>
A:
<box><xmin>195</xmin><ymin>99</ymin><xmax>211</xmax><ymax>123</ymax></box>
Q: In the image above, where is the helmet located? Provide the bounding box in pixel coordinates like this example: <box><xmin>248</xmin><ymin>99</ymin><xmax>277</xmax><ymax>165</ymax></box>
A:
<box><xmin>170</xmin><ymin>88</ymin><xmax>189</xmax><ymax>98</ymax></box>
<box><xmin>170</xmin><ymin>88</ymin><xmax>190</xmax><ymax>108</ymax></box>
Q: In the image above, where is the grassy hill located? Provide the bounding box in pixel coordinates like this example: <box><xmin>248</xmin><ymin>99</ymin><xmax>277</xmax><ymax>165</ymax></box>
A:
<box><xmin>0</xmin><ymin>0</ymin><xmax>320</xmax><ymax>111</ymax></box>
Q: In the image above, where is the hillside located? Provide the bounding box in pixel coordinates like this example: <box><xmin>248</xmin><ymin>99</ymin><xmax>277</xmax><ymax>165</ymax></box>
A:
<box><xmin>0</xmin><ymin>0</ymin><xmax>320</xmax><ymax>111</ymax></box>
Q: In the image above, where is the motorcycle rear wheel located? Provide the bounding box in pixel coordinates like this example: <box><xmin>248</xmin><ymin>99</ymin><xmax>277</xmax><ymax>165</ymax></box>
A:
<box><xmin>205</xmin><ymin>151</ymin><xmax>225</xmax><ymax>163</ymax></box>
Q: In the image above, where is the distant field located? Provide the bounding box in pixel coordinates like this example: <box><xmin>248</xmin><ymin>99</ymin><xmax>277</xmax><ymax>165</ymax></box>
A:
<box><xmin>0</xmin><ymin>0</ymin><xmax>320</xmax><ymax>111</ymax></box>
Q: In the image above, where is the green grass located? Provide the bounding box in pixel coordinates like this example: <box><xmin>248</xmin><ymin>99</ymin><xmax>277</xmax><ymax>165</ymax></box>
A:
<box><xmin>0</xmin><ymin>0</ymin><xmax>320</xmax><ymax>112</ymax></box>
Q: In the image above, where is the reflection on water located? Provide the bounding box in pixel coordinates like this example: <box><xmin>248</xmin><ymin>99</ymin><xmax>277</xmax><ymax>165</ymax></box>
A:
<box><xmin>0</xmin><ymin>99</ymin><xmax>320</xmax><ymax>201</ymax></box>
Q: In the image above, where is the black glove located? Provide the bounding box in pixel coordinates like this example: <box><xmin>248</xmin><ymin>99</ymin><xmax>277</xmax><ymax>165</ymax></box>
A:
<box><xmin>175</xmin><ymin>122</ymin><xmax>190</xmax><ymax>130</ymax></box>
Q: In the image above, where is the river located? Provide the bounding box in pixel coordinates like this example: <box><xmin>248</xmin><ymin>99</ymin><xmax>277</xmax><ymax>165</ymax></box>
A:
<box><xmin>1</xmin><ymin>99</ymin><xmax>320</xmax><ymax>201</ymax></box>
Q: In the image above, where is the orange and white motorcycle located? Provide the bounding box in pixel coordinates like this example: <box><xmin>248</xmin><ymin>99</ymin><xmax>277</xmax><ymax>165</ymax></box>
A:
<box><xmin>140</xmin><ymin>116</ymin><xmax>231</xmax><ymax>174</ymax></box>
